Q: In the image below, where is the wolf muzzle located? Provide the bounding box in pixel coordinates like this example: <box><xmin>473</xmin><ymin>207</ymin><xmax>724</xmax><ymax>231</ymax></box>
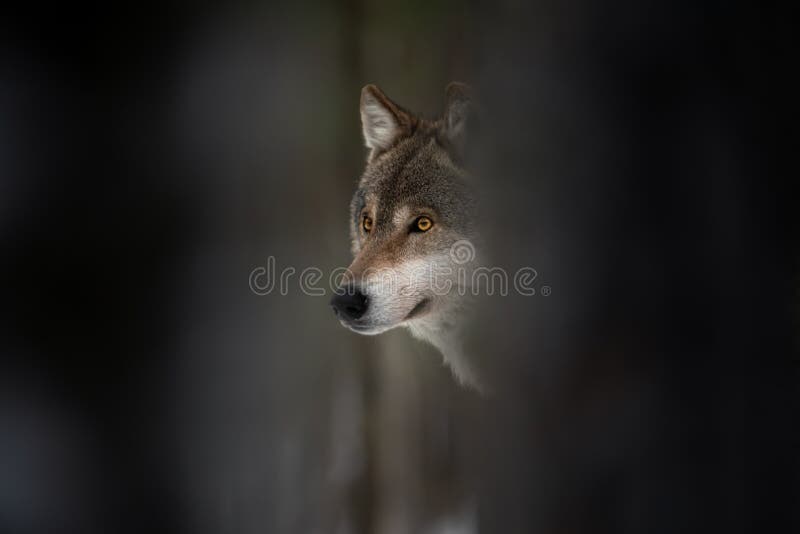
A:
<box><xmin>329</xmin><ymin>285</ymin><xmax>368</xmax><ymax>321</ymax></box>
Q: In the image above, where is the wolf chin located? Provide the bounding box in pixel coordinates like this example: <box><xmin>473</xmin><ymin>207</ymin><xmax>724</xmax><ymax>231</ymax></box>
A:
<box><xmin>330</xmin><ymin>82</ymin><xmax>484</xmax><ymax>393</ymax></box>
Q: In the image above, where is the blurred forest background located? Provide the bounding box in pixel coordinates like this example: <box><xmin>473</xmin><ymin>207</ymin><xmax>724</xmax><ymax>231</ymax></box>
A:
<box><xmin>1</xmin><ymin>1</ymin><xmax>796</xmax><ymax>533</ymax></box>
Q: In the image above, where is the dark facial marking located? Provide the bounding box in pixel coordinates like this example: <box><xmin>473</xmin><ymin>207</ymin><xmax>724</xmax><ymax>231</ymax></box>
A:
<box><xmin>350</xmin><ymin>187</ymin><xmax>366</xmax><ymax>228</ymax></box>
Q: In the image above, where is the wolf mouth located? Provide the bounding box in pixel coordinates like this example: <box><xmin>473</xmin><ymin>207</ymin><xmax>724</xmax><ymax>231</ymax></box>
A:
<box><xmin>340</xmin><ymin>321</ymin><xmax>390</xmax><ymax>335</ymax></box>
<box><xmin>339</xmin><ymin>301</ymin><xmax>429</xmax><ymax>334</ymax></box>
<box><xmin>404</xmin><ymin>298</ymin><xmax>430</xmax><ymax>320</ymax></box>
<box><xmin>345</xmin><ymin>323</ymin><xmax>372</xmax><ymax>332</ymax></box>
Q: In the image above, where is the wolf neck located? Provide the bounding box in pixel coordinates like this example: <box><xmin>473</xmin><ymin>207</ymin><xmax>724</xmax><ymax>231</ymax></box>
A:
<box><xmin>406</xmin><ymin>318</ymin><xmax>486</xmax><ymax>395</ymax></box>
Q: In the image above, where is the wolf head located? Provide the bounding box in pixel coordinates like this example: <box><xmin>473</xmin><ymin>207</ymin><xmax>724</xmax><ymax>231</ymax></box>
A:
<box><xmin>331</xmin><ymin>83</ymin><xmax>484</xmax><ymax>391</ymax></box>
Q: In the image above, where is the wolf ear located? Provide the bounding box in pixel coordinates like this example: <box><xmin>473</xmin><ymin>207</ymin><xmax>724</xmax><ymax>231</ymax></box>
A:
<box><xmin>440</xmin><ymin>82</ymin><xmax>474</xmax><ymax>159</ymax></box>
<box><xmin>360</xmin><ymin>84</ymin><xmax>413</xmax><ymax>153</ymax></box>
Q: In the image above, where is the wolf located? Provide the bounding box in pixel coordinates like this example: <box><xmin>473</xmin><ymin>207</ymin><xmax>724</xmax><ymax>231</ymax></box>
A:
<box><xmin>330</xmin><ymin>82</ymin><xmax>485</xmax><ymax>392</ymax></box>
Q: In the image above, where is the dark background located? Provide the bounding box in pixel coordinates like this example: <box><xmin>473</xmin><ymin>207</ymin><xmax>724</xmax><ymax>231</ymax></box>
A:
<box><xmin>1</xmin><ymin>1</ymin><xmax>796</xmax><ymax>533</ymax></box>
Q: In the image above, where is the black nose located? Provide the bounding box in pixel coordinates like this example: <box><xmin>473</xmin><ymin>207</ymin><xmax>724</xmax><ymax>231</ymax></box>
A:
<box><xmin>330</xmin><ymin>288</ymin><xmax>368</xmax><ymax>320</ymax></box>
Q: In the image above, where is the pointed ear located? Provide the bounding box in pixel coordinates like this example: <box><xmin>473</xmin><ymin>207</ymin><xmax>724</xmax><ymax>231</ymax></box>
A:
<box><xmin>440</xmin><ymin>82</ymin><xmax>474</xmax><ymax>158</ymax></box>
<box><xmin>360</xmin><ymin>84</ymin><xmax>412</xmax><ymax>152</ymax></box>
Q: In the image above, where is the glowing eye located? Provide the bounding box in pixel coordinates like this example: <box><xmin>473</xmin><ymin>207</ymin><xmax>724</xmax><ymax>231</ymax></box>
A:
<box><xmin>415</xmin><ymin>216</ymin><xmax>433</xmax><ymax>232</ymax></box>
<box><xmin>362</xmin><ymin>215</ymin><xmax>373</xmax><ymax>232</ymax></box>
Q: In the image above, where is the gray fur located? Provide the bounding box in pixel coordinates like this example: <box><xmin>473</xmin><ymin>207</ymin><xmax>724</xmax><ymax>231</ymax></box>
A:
<box><xmin>335</xmin><ymin>83</ymin><xmax>484</xmax><ymax>393</ymax></box>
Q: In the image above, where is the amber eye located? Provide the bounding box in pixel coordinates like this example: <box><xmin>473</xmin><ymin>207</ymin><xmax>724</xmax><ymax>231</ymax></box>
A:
<box><xmin>362</xmin><ymin>215</ymin><xmax>373</xmax><ymax>232</ymax></box>
<box><xmin>414</xmin><ymin>216</ymin><xmax>433</xmax><ymax>232</ymax></box>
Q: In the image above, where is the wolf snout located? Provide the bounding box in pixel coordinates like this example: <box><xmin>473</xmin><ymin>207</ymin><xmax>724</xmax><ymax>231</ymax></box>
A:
<box><xmin>330</xmin><ymin>287</ymin><xmax>368</xmax><ymax>321</ymax></box>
